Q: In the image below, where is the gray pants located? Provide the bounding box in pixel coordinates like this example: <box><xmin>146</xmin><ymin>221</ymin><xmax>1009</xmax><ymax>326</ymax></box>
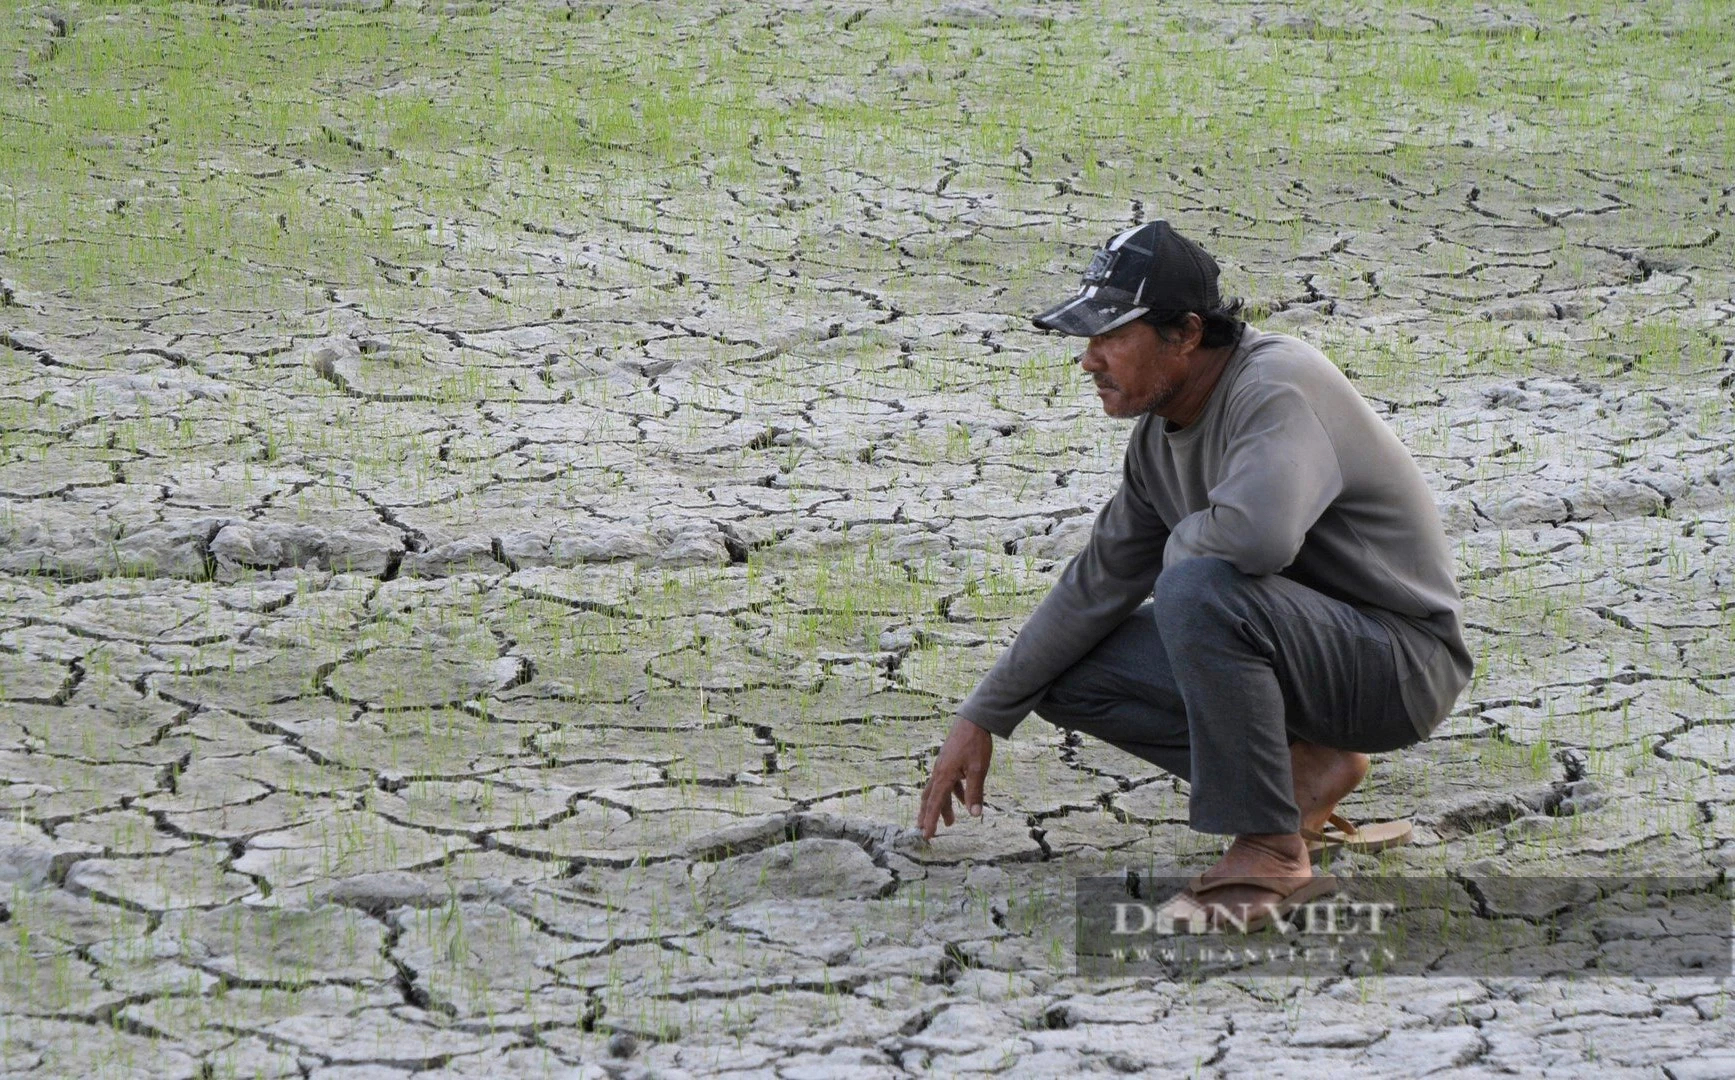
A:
<box><xmin>1033</xmin><ymin>556</ymin><xmax>1420</xmax><ymax>836</ymax></box>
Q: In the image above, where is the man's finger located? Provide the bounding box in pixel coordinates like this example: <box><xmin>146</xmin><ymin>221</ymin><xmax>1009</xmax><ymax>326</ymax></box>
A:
<box><xmin>920</xmin><ymin>779</ymin><xmax>946</xmax><ymax>838</ymax></box>
<box><xmin>916</xmin><ymin>774</ymin><xmax>937</xmax><ymax>836</ymax></box>
<box><xmin>964</xmin><ymin>764</ymin><xmax>985</xmax><ymax>817</ymax></box>
<box><xmin>919</xmin><ymin>762</ymin><xmax>957</xmax><ymax>839</ymax></box>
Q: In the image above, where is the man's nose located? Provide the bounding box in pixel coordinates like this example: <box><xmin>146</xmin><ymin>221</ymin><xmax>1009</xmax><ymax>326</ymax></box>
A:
<box><xmin>1077</xmin><ymin>346</ymin><xmax>1102</xmax><ymax>371</ymax></box>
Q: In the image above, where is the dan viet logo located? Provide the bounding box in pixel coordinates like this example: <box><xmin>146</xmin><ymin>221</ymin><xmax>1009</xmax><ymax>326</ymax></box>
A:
<box><xmin>1102</xmin><ymin>893</ymin><xmax>1403</xmax><ymax>969</ymax></box>
<box><xmin>1074</xmin><ymin>875</ymin><xmax>1734</xmax><ymax>978</ymax></box>
<box><xmin>1112</xmin><ymin>897</ymin><xmax>1398</xmax><ymax>937</ymax></box>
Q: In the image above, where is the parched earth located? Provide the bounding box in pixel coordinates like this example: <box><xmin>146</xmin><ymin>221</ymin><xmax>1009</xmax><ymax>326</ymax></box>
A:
<box><xmin>2</xmin><ymin>1</ymin><xmax>1733</xmax><ymax>1077</ymax></box>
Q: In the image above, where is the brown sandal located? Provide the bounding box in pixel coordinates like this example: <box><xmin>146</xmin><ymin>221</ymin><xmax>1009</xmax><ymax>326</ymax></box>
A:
<box><xmin>1181</xmin><ymin>873</ymin><xmax>1340</xmax><ymax>933</ymax></box>
<box><xmin>1301</xmin><ymin>813</ymin><xmax>1413</xmax><ymax>861</ymax></box>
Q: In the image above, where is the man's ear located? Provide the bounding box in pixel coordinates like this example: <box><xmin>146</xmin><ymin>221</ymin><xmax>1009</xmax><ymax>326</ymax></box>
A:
<box><xmin>1183</xmin><ymin>312</ymin><xmax>1207</xmax><ymax>349</ymax></box>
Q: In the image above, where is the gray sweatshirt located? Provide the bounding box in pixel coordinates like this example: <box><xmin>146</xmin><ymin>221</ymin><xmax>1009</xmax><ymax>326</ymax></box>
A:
<box><xmin>958</xmin><ymin>324</ymin><xmax>1472</xmax><ymax>739</ymax></box>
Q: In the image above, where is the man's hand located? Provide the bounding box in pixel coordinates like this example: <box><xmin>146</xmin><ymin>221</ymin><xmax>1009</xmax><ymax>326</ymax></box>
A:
<box><xmin>917</xmin><ymin>717</ymin><xmax>994</xmax><ymax>840</ymax></box>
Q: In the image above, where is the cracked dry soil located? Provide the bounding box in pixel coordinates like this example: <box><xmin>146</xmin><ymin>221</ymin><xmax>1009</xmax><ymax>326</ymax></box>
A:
<box><xmin>3</xmin><ymin>0</ymin><xmax>1734</xmax><ymax>1077</ymax></box>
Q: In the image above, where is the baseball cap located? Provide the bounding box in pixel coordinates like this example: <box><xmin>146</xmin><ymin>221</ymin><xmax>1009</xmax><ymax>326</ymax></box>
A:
<box><xmin>1032</xmin><ymin>221</ymin><xmax>1222</xmax><ymax>337</ymax></box>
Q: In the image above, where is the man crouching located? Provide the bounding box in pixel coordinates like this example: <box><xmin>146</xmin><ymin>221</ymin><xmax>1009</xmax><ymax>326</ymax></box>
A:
<box><xmin>916</xmin><ymin>221</ymin><xmax>1472</xmax><ymax>929</ymax></box>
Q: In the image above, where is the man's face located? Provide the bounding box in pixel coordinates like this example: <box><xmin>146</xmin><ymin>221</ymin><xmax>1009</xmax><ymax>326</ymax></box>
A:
<box><xmin>1076</xmin><ymin>319</ymin><xmax>1190</xmax><ymax>419</ymax></box>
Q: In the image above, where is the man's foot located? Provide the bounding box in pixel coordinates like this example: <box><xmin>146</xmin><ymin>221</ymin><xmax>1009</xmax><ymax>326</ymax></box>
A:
<box><xmin>1290</xmin><ymin>740</ymin><xmax>1368</xmax><ymax>839</ymax></box>
<box><xmin>1161</xmin><ymin>743</ymin><xmax>1368</xmax><ymax>927</ymax></box>
<box><xmin>1174</xmin><ymin>832</ymin><xmax>1315</xmax><ymax>929</ymax></box>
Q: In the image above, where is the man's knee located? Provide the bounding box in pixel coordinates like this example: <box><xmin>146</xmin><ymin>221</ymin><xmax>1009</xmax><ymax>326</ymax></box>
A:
<box><xmin>1150</xmin><ymin>557</ymin><xmax>1278</xmax><ymax>663</ymax></box>
<box><xmin>1151</xmin><ymin>556</ymin><xmax>1249</xmax><ymax>620</ymax></box>
<box><xmin>1032</xmin><ymin>664</ymin><xmax>1104</xmax><ymax>730</ymax></box>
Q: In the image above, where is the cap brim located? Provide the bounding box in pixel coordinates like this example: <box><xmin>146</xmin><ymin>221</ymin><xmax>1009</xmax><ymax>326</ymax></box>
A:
<box><xmin>1032</xmin><ymin>293</ymin><xmax>1148</xmax><ymax>337</ymax></box>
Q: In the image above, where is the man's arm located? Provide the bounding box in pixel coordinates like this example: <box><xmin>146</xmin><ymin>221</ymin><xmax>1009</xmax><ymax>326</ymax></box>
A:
<box><xmin>1164</xmin><ymin>381</ymin><xmax>1343</xmax><ymax>576</ymax></box>
<box><xmin>955</xmin><ymin>441</ymin><xmax>1171</xmax><ymax>737</ymax></box>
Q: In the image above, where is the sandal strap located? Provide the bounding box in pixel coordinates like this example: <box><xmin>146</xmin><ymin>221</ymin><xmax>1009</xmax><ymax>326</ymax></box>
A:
<box><xmin>1301</xmin><ymin>813</ymin><xmax>1362</xmax><ymax>844</ymax></box>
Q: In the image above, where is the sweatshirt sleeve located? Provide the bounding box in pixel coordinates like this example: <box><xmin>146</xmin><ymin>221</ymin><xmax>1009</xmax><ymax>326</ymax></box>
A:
<box><xmin>957</xmin><ymin>442</ymin><xmax>1171</xmax><ymax>737</ymax></box>
<box><xmin>1163</xmin><ymin>380</ymin><xmax>1343</xmax><ymax>576</ymax></box>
